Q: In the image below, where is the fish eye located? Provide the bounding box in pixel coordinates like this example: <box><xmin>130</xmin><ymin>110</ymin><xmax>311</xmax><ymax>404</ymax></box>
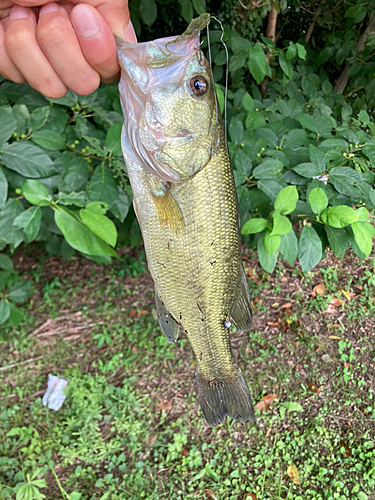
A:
<box><xmin>190</xmin><ymin>76</ymin><xmax>208</xmax><ymax>96</ymax></box>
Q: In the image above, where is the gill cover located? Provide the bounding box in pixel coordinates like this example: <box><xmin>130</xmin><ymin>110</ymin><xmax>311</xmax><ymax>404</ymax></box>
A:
<box><xmin>116</xmin><ymin>14</ymin><xmax>219</xmax><ymax>184</ymax></box>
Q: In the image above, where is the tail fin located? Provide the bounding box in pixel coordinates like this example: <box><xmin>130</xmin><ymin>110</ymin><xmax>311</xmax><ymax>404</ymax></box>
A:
<box><xmin>196</xmin><ymin>370</ymin><xmax>255</xmax><ymax>427</ymax></box>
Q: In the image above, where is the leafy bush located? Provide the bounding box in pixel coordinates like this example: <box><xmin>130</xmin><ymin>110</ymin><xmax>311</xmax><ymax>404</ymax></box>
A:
<box><xmin>1</xmin><ymin>0</ymin><xmax>375</xmax><ymax>274</ymax></box>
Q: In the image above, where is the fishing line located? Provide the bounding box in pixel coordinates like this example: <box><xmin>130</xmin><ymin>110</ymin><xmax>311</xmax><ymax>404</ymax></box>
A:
<box><xmin>209</xmin><ymin>15</ymin><xmax>229</xmax><ymax>144</ymax></box>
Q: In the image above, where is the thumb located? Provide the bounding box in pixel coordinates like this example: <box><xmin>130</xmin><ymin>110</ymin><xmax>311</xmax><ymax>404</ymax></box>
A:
<box><xmin>92</xmin><ymin>0</ymin><xmax>136</xmax><ymax>41</ymax></box>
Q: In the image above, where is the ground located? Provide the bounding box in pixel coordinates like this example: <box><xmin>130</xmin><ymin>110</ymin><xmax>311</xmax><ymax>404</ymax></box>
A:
<box><xmin>0</xmin><ymin>244</ymin><xmax>374</xmax><ymax>500</ymax></box>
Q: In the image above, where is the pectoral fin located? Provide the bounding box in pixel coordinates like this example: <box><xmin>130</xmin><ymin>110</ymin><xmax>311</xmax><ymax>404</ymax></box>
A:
<box><xmin>230</xmin><ymin>266</ymin><xmax>253</xmax><ymax>332</ymax></box>
<box><xmin>155</xmin><ymin>292</ymin><xmax>180</xmax><ymax>343</ymax></box>
<box><xmin>151</xmin><ymin>186</ymin><xmax>185</xmax><ymax>234</ymax></box>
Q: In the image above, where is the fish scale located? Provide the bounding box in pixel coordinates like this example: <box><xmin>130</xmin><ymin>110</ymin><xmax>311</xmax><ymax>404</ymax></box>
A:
<box><xmin>117</xmin><ymin>14</ymin><xmax>255</xmax><ymax>426</ymax></box>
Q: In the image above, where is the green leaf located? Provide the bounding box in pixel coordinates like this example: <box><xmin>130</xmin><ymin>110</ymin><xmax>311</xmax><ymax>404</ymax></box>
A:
<box><xmin>13</xmin><ymin>104</ymin><xmax>29</xmax><ymax>136</ymax></box>
<box><xmin>54</xmin><ymin>207</ymin><xmax>119</xmax><ymax>258</ymax></box>
<box><xmin>58</xmin><ymin>191</ymin><xmax>86</xmax><ymax>207</ymax></box>
<box><xmin>60</xmin><ymin>156</ymin><xmax>89</xmax><ymax>193</ymax></box>
<box><xmin>242</xmin><ymin>92</ymin><xmax>254</xmax><ymax>112</ymax></box>
<box><xmin>296</xmin><ymin>113</ymin><xmax>318</xmax><ymax>134</ymax></box>
<box><xmin>140</xmin><ymin>0</ymin><xmax>157</xmax><ymax>26</ymax></box>
<box><xmin>278</xmin><ymin>51</ymin><xmax>293</xmax><ymax>79</ymax></box>
<box><xmin>286</xmin><ymin>43</ymin><xmax>297</xmax><ymax>61</ymax></box>
<box><xmin>298</xmin><ymin>225</ymin><xmax>322</xmax><ymax>273</ymax></box>
<box><xmin>215</xmin><ymin>84</ymin><xmax>225</xmax><ymax>114</ymax></box>
<box><xmin>0</xmin><ymin>106</ymin><xmax>17</xmax><ymax>146</ymax></box>
<box><xmin>293</xmin><ymin>162</ymin><xmax>322</xmax><ymax>178</ymax></box>
<box><xmin>0</xmin><ymin>300</ymin><xmax>11</xmax><ymax>325</ymax></box>
<box><xmin>257</xmin><ymin>231</ymin><xmax>278</xmax><ymax>273</ymax></box>
<box><xmin>329</xmin><ymin>167</ymin><xmax>362</xmax><ymax>197</ymax></box>
<box><xmin>264</xmin><ymin>230</ymin><xmax>281</xmax><ymax>255</ymax></box>
<box><xmin>280</xmin><ymin>402</ymin><xmax>302</xmax><ymax>412</ymax></box>
<box><xmin>0</xmin><ymin>142</ymin><xmax>56</xmax><ymax>178</ymax></box>
<box><xmin>13</xmin><ymin>206</ymin><xmax>42</xmax><ymax>243</ymax></box>
<box><xmin>280</xmin><ymin>230</ymin><xmax>298</xmax><ymax>266</ymax></box>
<box><xmin>357</xmin><ymin>207</ymin><xmax>369</xmax><ymax>221</ymax></box>
<box><xmin>245</xmin><ymin>110</ymin><xmax>266</xmax><ymax>130</ymax></box>
<box><xmin>248</xmin><ymin>44</ymin><xmax>268</xmax><ymax>84</ymax></box>
<box><xmin>241</xmin><ymin>218</ymin><xmax>267</xmax><ymax>235</ymax></box>
<box><xmin>0</xmin><ymin>254</ymin><xmax>14</xmax><ymax>272</ymax></box>
<box><xmin>8</xmin><ymin>302</ymin><xmax>24</xmax><ymax>327</ymax></box>
<box><xmin>0</xmin><ymin>198</ymin><xmax>24</xmax><ymax>247</ymax></box>
<box><xmin>271</xmin><ymin>211</ymin><xmax>292</xmax><ymax>235</ymax></box>
<box><xmin>309</xmin><ymin>144</ymin><xmax>326</xmax><ymax>172</ymax></box>
<box><xmin>0</xmin><ymin>166</ymin><xmax>8</xmax><ymax>210</ymax></box>
<box><xmin>80</xmin><ymin>202</ymin><xmax>117</xmax><ymax>248</ymax></box>
<box><xmin>274</xmin><ymin>186</ymin><xmax>298</xmax><ymax>215</ymax></box>
<box><xmin>296</xmin><ymin>43</ymin><xmax>307</xmax><ymax>60</ymax></box>
<box><xmin>321</xmin><ymin>206</ymin><xmax>358</xmax><ymax>228</ymax></box>
<box><xmin>257</xmin><ymin>180</ymin><xmax>284</xmax><ymax>203</ymax></box>
<box><xmin>87</xmin><ymin>165</ymin><xmax>119</xmax><ymax>209</ymax></box>
<box><xmin>8</xmin><ymin>280</ymin><xmax>33</xmax><ymax>303</ymax></box>
<box><xmin>358</xmin><ymin>110</ymin><xmax>370</xmax><ymax>125</ymax></box>
<box><xmin>308</xmin><ymin>187</ymin><xmax>328</xmax><ymax>214</ymax></box>
<box><xmin>234</xmin><ymin>150</ymin><xmax>252</xmax><ymax>185</ymax></box>
<box><xmin>325</xmin><ymin>226</ymin><xmax>348</xmax><ymax>258</ymax></box>
<box><xmin>192</xmin><ymin>0</ymin><xmax>206</xmax><ymax>14</ymax></box>
<box><xmin>253</xmin><ymin>158</ymin><xmax>283</xmax><ymax>180</ymax></box>
<box><xmin>351</xmin><ymin>222</ymin><xmax>373</xmax><ymax>257</ymax></box>
<box><xmin>31</xmin><ymin>129</ymin><xmax>66</xmax><ymax>150</ymax></box>
<box><xmin>22</xmin><ymin>179</ymin><xmax>52</xmax><ymax>206</ymax></box>
<box><xmin>110</xmin><ymin>187</ymin><xmax>131</xmax><ymax>222</ymax></box>
<box><xmin>105</xmin><ymin>122</ymin><xmax>123</xmax><ymax>156</ymax></box>
<box><xmin>282</xmin><ymin>129</ymin><xmax>307</xmax><ymax>149</ymax></box>
<box><xmin>29</xmin><ymin>107</ymin><xmax>50</xmax><ymax>132</ymax></box>
<box><xmin>229</xmin><ymin>119</ymin><xmax>244</xmax><ymax>145</ymax></box>
<box><xmin>180</xmin><ymin>0</ymin><xmax>193</xmax><ymax>23</ymax></box>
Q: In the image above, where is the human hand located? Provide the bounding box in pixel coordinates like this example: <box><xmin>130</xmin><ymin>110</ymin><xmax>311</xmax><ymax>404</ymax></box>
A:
<box><xmin>0</xmin><ymin>0</ymin><xmax>137</xmax><ymax>98</ymax></box>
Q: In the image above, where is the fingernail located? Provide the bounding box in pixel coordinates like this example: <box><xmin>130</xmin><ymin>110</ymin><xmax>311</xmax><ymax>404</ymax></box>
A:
<box><xmin>39</xmin><ymin>3</ymin><xmax>59</xmax><ymax>17</ymax></box>
<box><xmin>72</xmin><ymin>7</ymin><xmax>100</xmax><ymax>38</ymax></box>
<box><xmin>124</xmin><ymin>20</ymin><xmax>137</xmax><ymax>43</ymax></box>
<box><xmin>10</xmin><ymin>5</ymin><xmax>29</xmax><ymax>21</ymax></box>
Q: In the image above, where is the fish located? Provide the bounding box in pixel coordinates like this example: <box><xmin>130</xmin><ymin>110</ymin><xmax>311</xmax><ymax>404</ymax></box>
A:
<box><xmin>116</xmin><ymin>14</ymin><xmax>255</xmax><ymax>426</ymax></box>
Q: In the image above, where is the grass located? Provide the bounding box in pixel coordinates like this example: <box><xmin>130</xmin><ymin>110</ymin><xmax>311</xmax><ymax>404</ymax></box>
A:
<box><xmin>0</xmin><ymin>245</ymin><xmax>374</xmax><ymax>500</ymax></box>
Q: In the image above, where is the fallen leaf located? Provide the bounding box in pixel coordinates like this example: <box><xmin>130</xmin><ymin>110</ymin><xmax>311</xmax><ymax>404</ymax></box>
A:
<box><xmin>140</xmin><ymin>310</ymin><xmax>149</xmax><ymax>315</ymax></box>
<box><xmin>129</xmin><ymin>310</ymin><xmax>138</xmax><ymax>318</ymax></box>
<box><xmin>145</xmin><ymin>433</ymin><xmax>158</xmax><ymax>447</ymax></box>
<box><xmin>344</xmin><ymin>362</ymin><xmax>353</xmax><ymax>368</ymax></box>
<box><xmin>295</xmin><ymin>364</ymin><xmax>302</xmax><ymax>372</ymax></box>
<box><xmin>272</xmin><ymin>302</ymin><xmax>280</xmax><ymax>307</ymax></box>
<box><xmin>131</xmin><ymin>346</ymin><xmax>137</xmax><ymax>353</ymax></box>
<box><xmin>339</xmin><ymin>441</ymin><xmax>353</xmax><ymax>457</ymax></box>
<box><xmin>341</xmin><ymin>289</ymin><xmax>351</xmax><ymax>300</ymax></box>
<box><xmin>313</xmin><ymin>284</ymin><xmax>325</xmax><ymax>295</ymax></box>
<box><xmin>308</xmin><ymin>382</ymin><xmax>319</xmax><ymax>393</ymax></box>
<box><xmin>328</xmin><ymin>335</ymin><xmax>342</xmax><ymax>340</ymax></box>
<box><xmin>330</xmin><ymin>297</ymin><xmax>342</xmax><ymax>307</ymax></box>
<box><xmin>281</xmin><ymin>302</ymin><xmax>293</xmax><ymax>309</ymax></box>
<box><xmin>204</xmin><ymin>489</ymin><xmax>218</xmax><ymax>500</ymax></box>
<box><xmin>181</xmin><ymin>446</ymin><xmax>189</xmax><ymax>457</ymax></box>
<box><xmin>157</xmin><ymin>400</ymin><xmax>172</xmax><ymax>411</ymax></box>
<box><xmin>244</xmin><ymin>494</ymin><xmax>257</xmax><ymax>499</ymax></box>
<box><xmin>287</xmin><ymin>464</ymin><xmax>299</xmax><ymax>485</ymax></box>
<box><xmin>267</xmin><ymin>322</ymin><xmax>280</xmax><ymax>328</ymax></box>
<box><xmin>254</xmin><ymin>393</ymin><xmax>278</xmax><ymax>412</ymax></box>
<box><xmin>348</xmin><ymin>292</ymin><xmax>357</xmax><ymax>298</ymax></box>
<box><xmin>332</xmin><ymin>323</ymin><xmax>341</xmax><ymax>328</ymax></box>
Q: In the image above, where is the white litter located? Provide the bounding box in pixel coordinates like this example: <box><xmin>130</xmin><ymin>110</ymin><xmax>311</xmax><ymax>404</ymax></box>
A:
<box><xmin>42</xmin><ymin>374</ymin><xmax>68</xmax><ymax>411</ymax></box>
<box><xmin>312</xmin><ymin>175</ymin><xmax>329</xmax><ymax>185</ymax></box>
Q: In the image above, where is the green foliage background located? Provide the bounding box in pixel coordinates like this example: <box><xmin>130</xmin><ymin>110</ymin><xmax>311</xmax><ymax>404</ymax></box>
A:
<box><xmin>1</xmin><ymin>0</ymin><xmax>375</xmax><ymax>322</ymax></box>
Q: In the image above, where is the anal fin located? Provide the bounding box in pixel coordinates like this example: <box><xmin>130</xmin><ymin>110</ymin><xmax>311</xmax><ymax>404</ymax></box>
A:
<box><xmin>155</xmin><ymin>291</ymin><xmax>180</xmax><ymax>343</ymax></box>
<box><xmin>151</xmin><ymin>186</ymin><xmax>184</xmax><ymax>234</ymax></box>
<box><xmin>230</xmin><ymin>266</ymin><xmax>253</xmax><ymax>332</ymax></box>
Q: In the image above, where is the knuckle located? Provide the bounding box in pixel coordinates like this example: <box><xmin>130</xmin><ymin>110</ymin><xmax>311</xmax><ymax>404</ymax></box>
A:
<box><xmin>37</xmin><ymin>16</ymin><xmax>72</xmax><ymax>49</ymax></box>
<box><xmin>5</xmin><ymin>28</ymin><xmax>31</xmax><ymax>54</ymax></box>
<box><xmin>70</xmin><ymin>71</ymin><xmax>100</xmax><ymax>96</ymax></box>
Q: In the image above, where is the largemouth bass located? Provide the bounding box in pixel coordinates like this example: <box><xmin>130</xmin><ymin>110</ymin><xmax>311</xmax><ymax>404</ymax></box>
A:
<box><xmin>117</xmin><ymin>14</ymin><xmax>255</xmax><ymax>426</ymax></box>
